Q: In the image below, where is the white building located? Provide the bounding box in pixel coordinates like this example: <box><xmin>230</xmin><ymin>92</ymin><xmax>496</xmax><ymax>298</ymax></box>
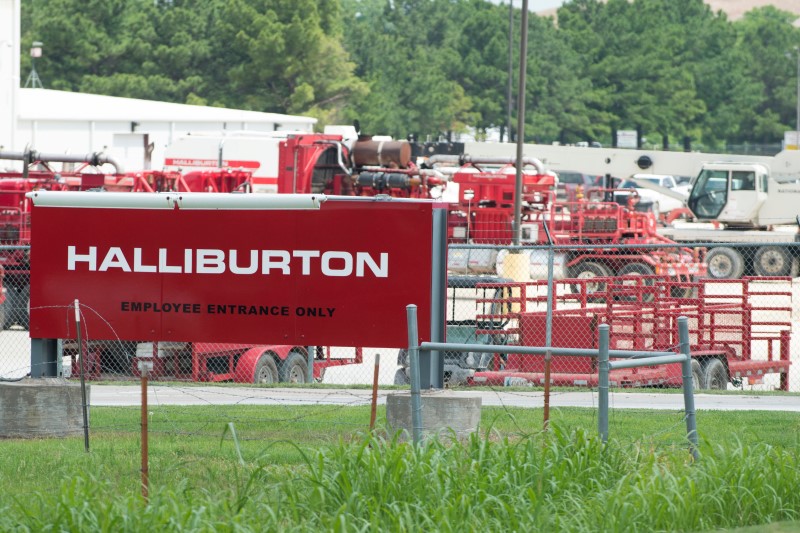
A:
<box><xmin>0</xmin><ymin>0</ymin><xmax>316</xmax><ymax>173</ymax></box>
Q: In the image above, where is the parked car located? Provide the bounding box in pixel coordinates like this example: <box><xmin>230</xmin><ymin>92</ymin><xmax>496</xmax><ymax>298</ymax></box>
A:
<box><xmin>672</xmin><ymin>175</ymin><xmax>693</xmax><ymax>197</ymax></box>
<box><xmin>613</xmin><ymin>174</ymin><xmax>686</xmax><ymax>220</ymax></box>
<box><xmin>555</xmin><ymin>171</ymin><xmax>598</xmax><ymax>202</ymax></box>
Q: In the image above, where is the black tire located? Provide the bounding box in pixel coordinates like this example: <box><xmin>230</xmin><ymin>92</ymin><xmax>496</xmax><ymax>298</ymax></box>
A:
<box><xmin>2</xmin><ymin>285</ymin><xmax>17</xmax><ymax>329</ymax></box>
<box><xmin>691</xmin><ymin>359</ymin><xmax>703</xmax><ymax>390</ymax></box>
<box><xmin>253</xmin><ymin>354</ymin><xmax>279</xmax><ymax>384</ymax></box>
<box><xmin>670</xmin><ymin>285</ymin><xmax>697</xmax><ymax>298</ymax></box>
<box><xmin>393</xmin><ymin>368</ymin><xmax>410</xmax><ymax>385</ymax></box>
<box><xmin>670</xmin><ymin>277</ymin><xmax>698</xmax><ymax>299</ymax></box>
<box><xmin>19</xmin><ymin>285</ymin><xmax>29</xmax><ymax>330</ymax></box>
<box><xmin>702</xmin><ymin>358</ymin><xmax>728</xmax><ymax>390</ymax></box>
<box><xmin>569</xmin><ymin>261</ymin><xmax>612</xmax><ymax>298</ymax></box>
<box><xmin>396</xmin><ymin>349</ymin><xmax>409</xmax><ymax>367</ymax></box>
<box><xmin>4</xmin><ymin>285</ymin><xmax>30</xmax><ymax>330</ymax></box>
<box><xmin>279</xmin><ymin>350</ymin><xmax>308</xmax><ymax>383</ymax></box>
<box><xmin>753</xmin><ymin>246</ymin><xmax>797</xmax><ymax>277</ymax></box>
<box><xmin>617</xmin><ymin>262</ymin><xmax>656</xmax><ymax>302</ymax></box>
<box><xmin>705</xmin><ymin>247</ymin><xmax>744</xmax><ymax>280</ymax></box>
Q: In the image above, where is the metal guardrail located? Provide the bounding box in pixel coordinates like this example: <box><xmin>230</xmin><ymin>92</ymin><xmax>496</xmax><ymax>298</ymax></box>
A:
<box><xmin>407</xmin><ymin>305</ymin><xmax>699</xmax><ymax>459</ymax></box>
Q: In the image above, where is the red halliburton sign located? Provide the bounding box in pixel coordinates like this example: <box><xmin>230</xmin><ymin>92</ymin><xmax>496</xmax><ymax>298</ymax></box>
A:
<box><xmin>29</xmin><ymin>193</ymin><xmax>439</xmax><ymax>348</ymax></box>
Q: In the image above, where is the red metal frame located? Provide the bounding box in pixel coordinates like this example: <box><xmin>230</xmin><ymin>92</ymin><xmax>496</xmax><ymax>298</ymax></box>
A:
<box><xmin>470</xmin><ymin>276</ymin><xmax>792</xmax><ymax>390</ymax></box>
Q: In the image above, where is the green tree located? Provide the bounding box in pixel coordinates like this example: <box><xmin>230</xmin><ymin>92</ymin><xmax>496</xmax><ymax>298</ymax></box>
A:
<box><xmin>731</xmin><ymin>7</ymin><xmax>800</xmax><ymax>143</ymax></box>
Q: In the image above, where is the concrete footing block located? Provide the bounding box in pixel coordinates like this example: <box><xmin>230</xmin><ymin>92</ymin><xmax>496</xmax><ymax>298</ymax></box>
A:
<box><xmin>386</xmin><ymin>390</ymin><xmax>481</xmax><ymax>441</ymax></box>
<box><xmin>0</xmin><ymin>378</ymin><xmax>89</xmax><ymax>438</ymax></box>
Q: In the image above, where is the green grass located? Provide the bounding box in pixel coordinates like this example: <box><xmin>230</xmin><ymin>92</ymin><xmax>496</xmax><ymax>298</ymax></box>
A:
<box><xmin>2</xmin><ymin>404</ymin><xmax>800</xmax><ymax>531</ymax></box>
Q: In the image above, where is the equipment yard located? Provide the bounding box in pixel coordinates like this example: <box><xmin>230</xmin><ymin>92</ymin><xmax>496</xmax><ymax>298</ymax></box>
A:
<box><xmin>3</xmin><ymin>276</ymin><xmax>800</xmax><ymax>392</ymax></box>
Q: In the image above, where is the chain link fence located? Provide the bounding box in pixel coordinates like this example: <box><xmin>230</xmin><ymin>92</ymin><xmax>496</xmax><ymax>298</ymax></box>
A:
<box><xmin>1</xmin><ymin>243</ymin><xmax>798</xmax><ymax>393</ymax></box>
<box><xmin>440</xmin><ymin>242</ymin><xmax>797</xmax><ymax>393</ymax></box>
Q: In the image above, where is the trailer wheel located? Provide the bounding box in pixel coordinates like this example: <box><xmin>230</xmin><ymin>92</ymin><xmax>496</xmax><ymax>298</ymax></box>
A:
<box><xmin>617</xmin><ymin>263</ymin><xmax>656</xmax><ymax>302</ymax></box>
<box><xmin>753</xmin><ymin>246</ymin><xmax>797</xmax><ymax>277</ymax></box>
<box><xmin>569</xmin><ymin>261</ymin><xmax>611</xmax><ymax>299</ymax></box>
<box><xmin>253</xmin><ymin>354</ymin><xmax>279</xmax><ymax>384</ymax></box>
<box><xmin>705</xmin><ymin>247</ymin><xmax>744</xmax><ymax>279</ymax></box>
<box><xmin>671</xmin><ymin>279</ymin><xmax>698</xmax><ymax>299</ymax></box>
<box><xmin>691</xmin><ymin>359</ymin><xmax>703</xmax><ymax>390</ymax></box>
<box><xmin>279</xmin><ymin>350</ymin><xmax>308</xmax><ymax>383</ymax></box>
<box><xmin>702</xmin><ymin>358</ymin><xmax>728</xmax><ymax>390</ymax></box>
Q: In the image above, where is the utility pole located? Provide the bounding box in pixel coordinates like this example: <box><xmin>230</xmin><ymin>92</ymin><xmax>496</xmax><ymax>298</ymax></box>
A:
<box><xmin>795</xmin><ymin>46</ymin><xmax>799</xmax><ymax>148</ymax></box>
<box><xmin>512</xmin><ymin>0</ymin><xmax>528</xmax><ymax>246</ymax></box>
<box><xmin>507</xmin><ymin>1</ymin><xmax>514</xmax><ymax>143</ymax></box>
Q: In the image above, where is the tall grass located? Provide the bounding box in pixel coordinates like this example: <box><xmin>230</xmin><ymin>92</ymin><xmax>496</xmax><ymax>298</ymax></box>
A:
<box><xmin>3</xmin><ymin>425</ymin><xmax>800</xmax><ymax>532</ymax></box>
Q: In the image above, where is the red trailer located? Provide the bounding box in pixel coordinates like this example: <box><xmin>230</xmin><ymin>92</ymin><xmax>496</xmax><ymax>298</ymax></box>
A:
<box><xmin>469</xmin><ymin>276</ymin><xmax>792</xmax><ymax>390</ymax></box>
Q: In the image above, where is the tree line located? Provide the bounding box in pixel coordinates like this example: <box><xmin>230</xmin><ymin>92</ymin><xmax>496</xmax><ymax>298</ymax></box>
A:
<box><xmin>20</xmin><ymin>0</ymin><xmax>800</xmax><ymax>150</ymax></box>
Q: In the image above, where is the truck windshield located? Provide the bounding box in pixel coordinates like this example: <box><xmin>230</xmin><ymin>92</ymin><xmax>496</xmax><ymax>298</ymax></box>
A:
<box><xmin>688</xmin><ymin>169</ymin><xmax>728</xmax><ymax>219</ymax></box>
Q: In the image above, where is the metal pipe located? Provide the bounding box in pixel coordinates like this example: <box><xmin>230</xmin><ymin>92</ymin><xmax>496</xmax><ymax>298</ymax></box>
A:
<box><xmin>429</xmin><ymin>208</ymin><xmax>448</xmax><ymax>389</ymax></box>
<box><xmin>0</xmin><ymin>149</ymin><xmax>125</xmax><ymax>174</ymax></box>
<box><xmin>370</xmin><ymin>353</ymin><xmax>380</xmax><ymax>432</ymax></box>
<box><xmin>316</xmin><ymin>140</ymin><xmax>352</xmax><ymax>176</ymax></box>
<box><xmin>543</xmin><ymin>218</ymin><xmax>555</xmax><ymax>431</ymax></box>
<box><xmin>608</xmin><ymin>353</ymin><xmax>687</xmax><ymax>370</ymax></box>
<box><xmin>406</xmin><ymin>305</ymin><xmax>423</xmax><ymax>446</ymax></box>
<box><xmin>426</xmin><ymin>154</ymin><xmax>545</xmax><ymax>175</ymax></box>
<box><xmin>306</xmin><ymin>346</ymin><xmax>314</xmax><ymax>384</ymax></box>
<box><xmin>217</xmin><ymin>137</ymin><xmax>226</xmax><ymax>169</ymax></box>
<box><xmin>678</xmin><ymin>316</ymin><xmax>700</xmax><ymax>461</ymax></box>
<box><xmin>598</xmin><ymin>324</ymin><xmax>609</xmax><ymax>443</ymax></box>
<box><xmin>419</xmin><ymin>342</ymin><xmax>676</xmax><ymax>359</ymax></box>
<box><xmin>141</xmin><ymin>364</ymin><xmax>149</xmax><ymax>501</ymax></box>
<box><xmin>75</xmin><ymin>299</ymin><xmax>89</xmax><ymax>453</ymax></box>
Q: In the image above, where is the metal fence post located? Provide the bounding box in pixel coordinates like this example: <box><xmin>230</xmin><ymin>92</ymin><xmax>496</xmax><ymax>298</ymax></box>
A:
<box><xmin>306</xmin><ymin>346</ymin><xmax>314</xmax><ymax>384</ymax></box>
<box><xmin>543</xmin><ymin>240</ymin><xmax>555</xmax><ymax>430</ymax></box>
<box><xmin>406</xmin><ymin>304</ymin><xmax>423</xmax><ymax>446</ymax></box>
<box><xmin>678</xmin><ymin>316</ymin><xmax>699</xmax><ymax>461</ymax></box>
<box><xmin>598</xmin><ymin>324</ymin><xmax>610</xmax><ymax>443</ymax></box>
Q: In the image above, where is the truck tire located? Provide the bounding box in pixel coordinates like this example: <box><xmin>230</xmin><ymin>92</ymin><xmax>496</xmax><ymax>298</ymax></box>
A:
<box><xmin>19</xmin><ymin>285</ymin><xmax>29</xmax><ymax>330</ymax></box>
<box><xmin>3</xmin><ymin>285</ymin><xmax>30</xmax><ymax>330</ymax></box>
<box><xmin>2</xmin><ymin>285</ymin><xmax>18</xmax><ymax>329</ymax></box>
<box><xmin>253</xmin><ymin>354</ymin><xmax>279</xmax><ymax>384</ymax></box>
<box><xmin>705</xmin><ymin>247</ymin><xmax>744</xmax><ymax>279</ymax></box>
<box><xmin>753</xmin><ymin>246</ymin><xmax>797</xmax><ymax>277</ymax></box>
<box><xmin>394</xmin><ymin>368</ymin><xmax>410</xmax><ymax>385</ymax></box>
<box><xmin>617</xmin><ymin>262</ymin><xmax>656</xmax><ymax>302</ymax></box>
<box><xmin>279</xmin><ymin>350</ymin><xmax>308</xmax><ymax>383</ymax></box>
<box><xmin>569</xmin><ymin>261</ymin><xmax>611</xmax><ymax>299</ymax></box>
<box><xmin>702</xmin><ymin>358</ymin><xmax>727</xmax><ymax>390</ymax></box>
<box><xmin>691</xmin><ymin>359</ymin><xmax>703</xmax><ymax>390</ymax></box>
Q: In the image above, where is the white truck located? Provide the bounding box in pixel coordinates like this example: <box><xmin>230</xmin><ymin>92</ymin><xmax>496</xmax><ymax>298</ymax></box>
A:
<box><xmin>446</xmin><ymin>141</ymin><xmax>800</xmax><ymax>279</ymax></box>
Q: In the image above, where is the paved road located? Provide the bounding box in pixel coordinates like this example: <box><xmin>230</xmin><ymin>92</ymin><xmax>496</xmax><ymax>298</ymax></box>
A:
<box><xmin>89</xmin><ymin>385</ymin><xmax>800</xmax><ymax>411</ymax></box>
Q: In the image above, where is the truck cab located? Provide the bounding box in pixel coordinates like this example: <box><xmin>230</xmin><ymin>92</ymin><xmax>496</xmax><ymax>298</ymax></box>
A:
<box><xmin>687</xmin><ymin>163</ymin><xmax>768</xmax><ymax>228</ymax></box>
